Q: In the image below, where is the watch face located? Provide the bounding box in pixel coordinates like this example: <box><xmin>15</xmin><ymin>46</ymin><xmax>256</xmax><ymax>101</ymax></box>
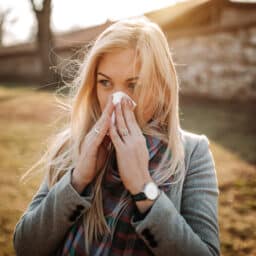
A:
<box><xmin>144</xmin><ymin>182</ymin><xmax>159</xmax><ymax>200</ymax></box>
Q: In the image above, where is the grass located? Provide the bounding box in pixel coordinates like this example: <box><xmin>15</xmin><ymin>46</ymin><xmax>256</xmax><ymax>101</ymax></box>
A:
<box><xmin>0</xmin><ymin>85</ymin><xmax>255</xmax><ymax>256</ymax></box>
<box><xmin>179</xmin><ymin>96</ymin><xmax>256</xmax><ymax>255</ymax></box>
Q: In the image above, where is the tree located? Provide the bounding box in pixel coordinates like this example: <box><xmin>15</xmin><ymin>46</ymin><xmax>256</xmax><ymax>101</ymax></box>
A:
<box><xmin>30</xmin><ymin>0</ymin><xmax>56</xmax><ymax>85</ymax></box>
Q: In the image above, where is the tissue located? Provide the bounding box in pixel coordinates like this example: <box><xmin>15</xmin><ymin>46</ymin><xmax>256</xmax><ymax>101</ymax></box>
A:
<box><xmin>111</xmin><ymin>91</ymin><xmax>137</xmax><ymax>124</ymax></box>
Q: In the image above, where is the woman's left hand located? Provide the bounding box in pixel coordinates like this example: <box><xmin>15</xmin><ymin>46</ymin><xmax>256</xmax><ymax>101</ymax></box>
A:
<box><xmin>108</xmin><ymin>97</ymin><xmax>153</xmax><ymax>195</ymax></box>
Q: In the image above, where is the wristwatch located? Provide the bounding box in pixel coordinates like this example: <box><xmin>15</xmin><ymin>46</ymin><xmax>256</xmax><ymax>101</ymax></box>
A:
<box><xmin>131</xmin><ymin>181</ymin><xmax>160</xmax><ymax>202</ymax></box>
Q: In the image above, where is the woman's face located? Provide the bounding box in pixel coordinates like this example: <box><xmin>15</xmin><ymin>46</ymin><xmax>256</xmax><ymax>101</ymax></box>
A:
<box><xmin>96</xmin><ymin>48</ymin><xmax>153</xmax><ymax>122</ymax></box>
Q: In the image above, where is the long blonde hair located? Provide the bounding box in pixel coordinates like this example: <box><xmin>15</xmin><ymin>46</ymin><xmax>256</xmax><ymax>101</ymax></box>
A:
<box><xmin>22</xmin><ymin>16</ymin><xmax>185</xmax><ymax>254</ymax></box>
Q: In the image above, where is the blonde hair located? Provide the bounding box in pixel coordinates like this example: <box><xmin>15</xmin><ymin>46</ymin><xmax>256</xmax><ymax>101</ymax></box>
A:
<box><xmin>22</xmin><ymin>16</ymin><xmax>185</xmax><ymax>254</ymax></box>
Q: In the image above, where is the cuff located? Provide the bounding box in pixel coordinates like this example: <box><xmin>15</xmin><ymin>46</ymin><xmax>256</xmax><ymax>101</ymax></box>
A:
<box><xmin>60</xmin><ymin>169</ymin><xmax>94</xmax><ymax>204</ymax></box>
<box><xmin>130</xmin><ymin>190</ymin><xmax>169</xmax><ymax>227</ymax></box>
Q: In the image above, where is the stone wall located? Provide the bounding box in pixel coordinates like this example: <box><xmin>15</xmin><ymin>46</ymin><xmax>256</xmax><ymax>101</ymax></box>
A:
<box><xmin>0</xmin><ymin>47</ymin><xmax>77</xmax><ymax>84</ymax></box>
<box><xmin>0</xmin><ymin>52</ymin><xmax>41</xmax><ymax>83</ymax></box>
<box><xmin>1</xmin><ymin>24</ymin><xmax>256</xmax><ymax>100</ymax></box>
<box><xmin>171</xmin><ymin>26</ymin><xmax>256</xmax><ymax>100</ymax></box>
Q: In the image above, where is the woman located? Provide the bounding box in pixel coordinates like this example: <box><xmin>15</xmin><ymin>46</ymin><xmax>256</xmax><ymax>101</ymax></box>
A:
<box><xmin>13</xmin><ymin>17</ymin><xmax>220</xmax><ymax>256</ymax></box>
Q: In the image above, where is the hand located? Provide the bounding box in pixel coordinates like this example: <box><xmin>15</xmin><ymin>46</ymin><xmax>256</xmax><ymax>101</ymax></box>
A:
<box><xmin>72</xmin><ymin>95</ymin><xmax>115</xmax><ymax>193</ymax></box>
<box><xmin>108</xmin><ymin>97</ymin><xmax>153</xmax><ymax>195</ymax></box>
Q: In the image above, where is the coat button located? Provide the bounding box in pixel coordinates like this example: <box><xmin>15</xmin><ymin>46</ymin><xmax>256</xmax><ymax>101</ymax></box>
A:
<box><xmin>149</xmin><ymin>239</ymin><xmax>158</xmax><ymax>248</ymax></box>
<box><xmin>69</xmin><ymin>213</ymin><xmax>77</xmax><ymax>222</ymax></box>
<box><xmin>76</xmin><ymin>204</ymin><xmax>84</xmax><ymax>211</ymax></box>
<box><xmin>142</xmin><ymin>228</ymin><xmax>151</xmax><ymax>237</ymax></box>
<box><xmin>141</xmin><ymin>228</ymin><xmax>158</xmax><ymax>247</ymax></box>
<box><xmin>69</xmin><ymin>209</ymin><xmax>81</xmax><ymax>222</ymax></box>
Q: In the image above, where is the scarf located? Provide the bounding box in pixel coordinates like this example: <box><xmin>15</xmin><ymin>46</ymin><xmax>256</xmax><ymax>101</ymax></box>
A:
<box><xmin>57</xmin><ymin>134</ymin><xmax>173</xmax><ymax>256</ymax></box>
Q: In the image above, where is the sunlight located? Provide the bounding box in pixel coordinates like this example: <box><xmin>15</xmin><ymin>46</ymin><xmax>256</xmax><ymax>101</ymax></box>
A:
<box><xmin>0</xmin><ymin>0</ymin><xmax>181</xmax><ymax>45</ymax></box>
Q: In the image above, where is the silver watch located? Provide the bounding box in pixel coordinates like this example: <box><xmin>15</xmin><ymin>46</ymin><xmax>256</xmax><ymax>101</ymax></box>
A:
<box><xmin>131</xmin><ymin>181</ymin><xmax>160</xmax><ymax>201</ymax></box>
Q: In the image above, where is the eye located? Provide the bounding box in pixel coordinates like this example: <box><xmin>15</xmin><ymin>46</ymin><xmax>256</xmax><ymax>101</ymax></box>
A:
<box><xmin>98</xmin><ymin>79</ymin><xmax>111</xmax><ymax>87</ymax></box>
<box><xmin>128</xmin><ymin>82</ymin><xmax>137</xmax><ymax>89</ymax></box>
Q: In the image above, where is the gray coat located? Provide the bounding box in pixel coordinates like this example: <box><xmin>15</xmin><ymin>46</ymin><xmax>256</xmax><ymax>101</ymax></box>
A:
<box><xmin>13</xmin><ymin>129</ymin><xmax>220</xmax><ymax>255</ymax></box>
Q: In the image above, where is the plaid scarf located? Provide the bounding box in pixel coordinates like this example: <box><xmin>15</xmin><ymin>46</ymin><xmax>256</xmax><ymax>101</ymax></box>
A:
<box><xmin>57</xmin><ymin>134</ymin><xmax>172</xmax><ymax>256</ymax></box>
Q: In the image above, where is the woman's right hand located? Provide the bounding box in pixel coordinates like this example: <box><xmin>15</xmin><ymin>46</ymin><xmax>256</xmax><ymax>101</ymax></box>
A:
<box><xmin>71</xmin><ymin>95</ymin><xmax>115</xmax><ymax>193</ymax></box>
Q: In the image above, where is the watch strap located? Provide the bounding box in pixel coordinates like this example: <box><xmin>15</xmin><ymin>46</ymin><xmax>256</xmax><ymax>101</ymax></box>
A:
<box><xmin>131</xmin><ymin>192</ymin><xmax>147</xmax><ymax>201</ymax></box>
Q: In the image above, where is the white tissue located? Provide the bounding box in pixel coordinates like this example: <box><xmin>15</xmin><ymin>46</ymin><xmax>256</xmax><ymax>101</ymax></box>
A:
<box><xmin>111</xmin><ymin>91</ymin><xmax>137</xmax><ymax>124</ymax></box>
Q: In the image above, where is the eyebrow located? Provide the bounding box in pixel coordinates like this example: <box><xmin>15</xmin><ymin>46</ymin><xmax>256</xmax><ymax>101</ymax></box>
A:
<box><xmin>97</xmin><ymin>72</ymin><xmax>139</xmax><ymax>82</ymax></box>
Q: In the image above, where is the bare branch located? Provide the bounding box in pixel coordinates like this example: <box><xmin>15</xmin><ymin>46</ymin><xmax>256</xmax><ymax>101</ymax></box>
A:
<box><xmin>29</xmin><ymin>0</ymin><xmax>37</xmax><ymax>13</ymax></box>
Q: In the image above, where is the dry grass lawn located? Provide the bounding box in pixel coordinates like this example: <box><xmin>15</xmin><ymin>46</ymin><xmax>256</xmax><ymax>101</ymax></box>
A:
<box><xmin>0</xmin><ymin>84</ymin><xmax>255</xmax><ymax>256</ymax></box>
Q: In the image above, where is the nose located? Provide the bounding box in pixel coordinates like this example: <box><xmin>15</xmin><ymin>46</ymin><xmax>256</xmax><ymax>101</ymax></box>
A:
<box><xmin>111</xmin><ymin>89</ymin><xmax>134</xmax><ymax>101</ymax></box>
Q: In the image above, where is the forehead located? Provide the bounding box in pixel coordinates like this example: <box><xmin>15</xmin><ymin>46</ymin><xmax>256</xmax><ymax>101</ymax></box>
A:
<box><xmin>97</xmin><ymin>49</ymin><xmax>141</xmax><ymax>77</ymax></box>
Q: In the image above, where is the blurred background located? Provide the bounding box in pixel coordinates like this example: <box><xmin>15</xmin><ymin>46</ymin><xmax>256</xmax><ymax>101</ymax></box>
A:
<box><xmin>0</xmin><ymin>0</ymin><xmax>255</xmax><ymax>255</ymax></box>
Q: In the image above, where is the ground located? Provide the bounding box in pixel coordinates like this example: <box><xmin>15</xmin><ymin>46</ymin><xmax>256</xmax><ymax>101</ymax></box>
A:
<box><xmin>0</xmin><ymin>84</ymin><xmax>255</xmax><ymax>256</ymax></box>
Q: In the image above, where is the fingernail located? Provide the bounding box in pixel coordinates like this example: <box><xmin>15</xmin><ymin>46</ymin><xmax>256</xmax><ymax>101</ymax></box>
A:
<box><xmin>128</xmin><ymin>99</ymin><xmax>133</xmax><ymax>108</ymax></box>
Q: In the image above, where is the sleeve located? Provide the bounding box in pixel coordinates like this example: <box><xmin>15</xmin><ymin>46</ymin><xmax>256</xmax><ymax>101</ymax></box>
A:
<box><xmin>13</xmin><ymin>169</ymin><xmax>94</xmax><ymax>256</ymax></box>
<box><xmin>130</xmin><ymin>135</ymin><xmax>220</xmax><ymax>256</ymax></box>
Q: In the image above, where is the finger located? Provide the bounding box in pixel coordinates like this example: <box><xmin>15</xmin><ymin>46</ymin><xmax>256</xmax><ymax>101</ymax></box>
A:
<box><xmin>97</xmin><ymin>94</ymin><xmax>115</xmax><ymax>130</ymax></box>
<box><xmin>102</xmin><ymin>94</ymin><xmax>115</xmax><ymax>119</ymax></box>
<box><xmin>122</xmin><ymin>98</ymin><xmax>141</xmax><ymax>134</ymax></box>
<box><xmin>92</xmin><ymin>95</ymin><xmax>114</xmax><ymax>145</ymax></box>
<box><xmin>116</xmin><ymin>100</ymin><xmax>129</xmax><ymax>139</ymax></box>
<box><xmin>109</xmin><ymin>120</ymin><xmax>123</xmax><ymax>148</ymax></box>
<box><xmin>91</xmin><ymin>120</ymin><xmax>111</xmax><ymax>147</ymax></box>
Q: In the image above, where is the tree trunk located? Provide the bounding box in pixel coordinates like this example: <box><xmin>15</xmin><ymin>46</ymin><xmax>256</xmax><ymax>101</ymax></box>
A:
<box><xmin>31</xmin><ymin>0</ymin><xmax>57</xmax><ymax>86</ymax></box>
